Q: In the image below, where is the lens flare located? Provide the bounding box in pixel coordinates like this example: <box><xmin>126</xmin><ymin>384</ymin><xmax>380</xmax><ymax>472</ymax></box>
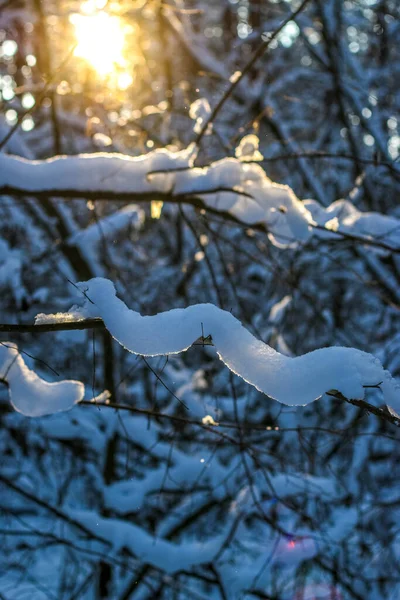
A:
<box><xmin>70</xmin><ymin>11</ymin><xmax>127</xmax><ymax>76</ymax></box>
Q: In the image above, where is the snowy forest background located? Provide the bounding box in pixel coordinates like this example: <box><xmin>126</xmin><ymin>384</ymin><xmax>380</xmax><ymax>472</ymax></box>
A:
<box><xmin>1</xmin><ymin>0</ymin><xmax>400</xmax><ymax>599</ymax></box>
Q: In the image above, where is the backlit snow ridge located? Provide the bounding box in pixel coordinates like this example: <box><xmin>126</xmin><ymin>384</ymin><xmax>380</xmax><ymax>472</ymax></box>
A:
<box><xmin>70</xmin><ymin>278</ymin><xmax>400</xmax><ymax>411</ymax></box>
<box><xmin>0</xmin><ymin>342</ymin><xmax>84</xmax><ymax>417</ymax></box>
<box><xmin>1</xmin><ymin>149</ymin><xmax>400</xmax><ymax>250</ymax></box>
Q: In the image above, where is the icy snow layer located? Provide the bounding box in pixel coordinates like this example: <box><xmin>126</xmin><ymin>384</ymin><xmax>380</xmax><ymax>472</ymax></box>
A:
<box><xmin>70</xmin><ymin>278</ymin><xmax>400</xmax><ymax>411</ymax></box>
<box><xmin>0</xmin><ymin>342</ymin><xmax>84</xmax><ymax>416</ymax></box>
<box><xmin>1</xmin><ymin>148</ymin><xmax>400</xmax><ymax>249</ymax></box>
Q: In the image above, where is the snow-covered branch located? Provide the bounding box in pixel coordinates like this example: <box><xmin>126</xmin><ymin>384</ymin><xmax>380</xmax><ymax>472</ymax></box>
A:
<box><xmin>0</xmin><ymin>342</ymin><xmax>84</xmax><ymax>416</ymax></box>
<box><xmin>1</xmin><ymin>149</ymin><xmax>400</xmax><ymax>252</ymax></box>
<box><xmin>56</xmin><ymin>277</ymin><xmax>399</xmax><ymax>415</ymax></box>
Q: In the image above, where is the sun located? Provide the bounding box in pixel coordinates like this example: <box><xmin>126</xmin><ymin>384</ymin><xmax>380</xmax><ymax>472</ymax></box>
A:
<box><xmin>70</xmin><ymin>10</ymin><xmax>128</xmax><ymax>77</ymax></box>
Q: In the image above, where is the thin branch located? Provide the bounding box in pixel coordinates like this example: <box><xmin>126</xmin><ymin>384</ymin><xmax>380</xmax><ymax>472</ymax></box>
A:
<box><xmin>147</xmin><ymin>153</ymin><xmax>398</xmax><ymax>178</ymax></box>
<box><xmin>80</xmin><ymin>397</ymin><xmax>400</xmax><ymax>432</ymax></box>
<box><xmin>141</xmin><ymin>356</ymin><xmax>189</xmax><ymax>410</ymax></box>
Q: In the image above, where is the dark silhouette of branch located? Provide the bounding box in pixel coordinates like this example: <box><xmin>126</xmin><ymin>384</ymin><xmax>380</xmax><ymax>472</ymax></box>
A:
<box><xmin>0</xmin><ymin>318</ymin><xmax>104</xmax><ymax>333</ymax></box>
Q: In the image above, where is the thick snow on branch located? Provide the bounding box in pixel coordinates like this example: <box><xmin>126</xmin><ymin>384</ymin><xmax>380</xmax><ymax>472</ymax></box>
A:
<box><xmin>1</xmin><ymin>147</ymin><xmax>400</xmax><ymax>250</ymax></box>
<box><xmin>0</xmin><ymin>342</ymin><xmax>84</xmax><ymax>417</ymax></box>
<box><xmin>69</xmin><ymin>278</ymin><xmax>400</xmax><ymax>411</ymax></box>
<box><xmin>0</xmin><ymin>145</ymin><xmax>196</xmax><ymax>194</ymax></box>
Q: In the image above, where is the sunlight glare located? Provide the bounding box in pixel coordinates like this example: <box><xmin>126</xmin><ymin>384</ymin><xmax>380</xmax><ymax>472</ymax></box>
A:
<box><xmin>70</xmin><ymin>11</ymin><xmax>127</xmax><ymax>76</ymax></box>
